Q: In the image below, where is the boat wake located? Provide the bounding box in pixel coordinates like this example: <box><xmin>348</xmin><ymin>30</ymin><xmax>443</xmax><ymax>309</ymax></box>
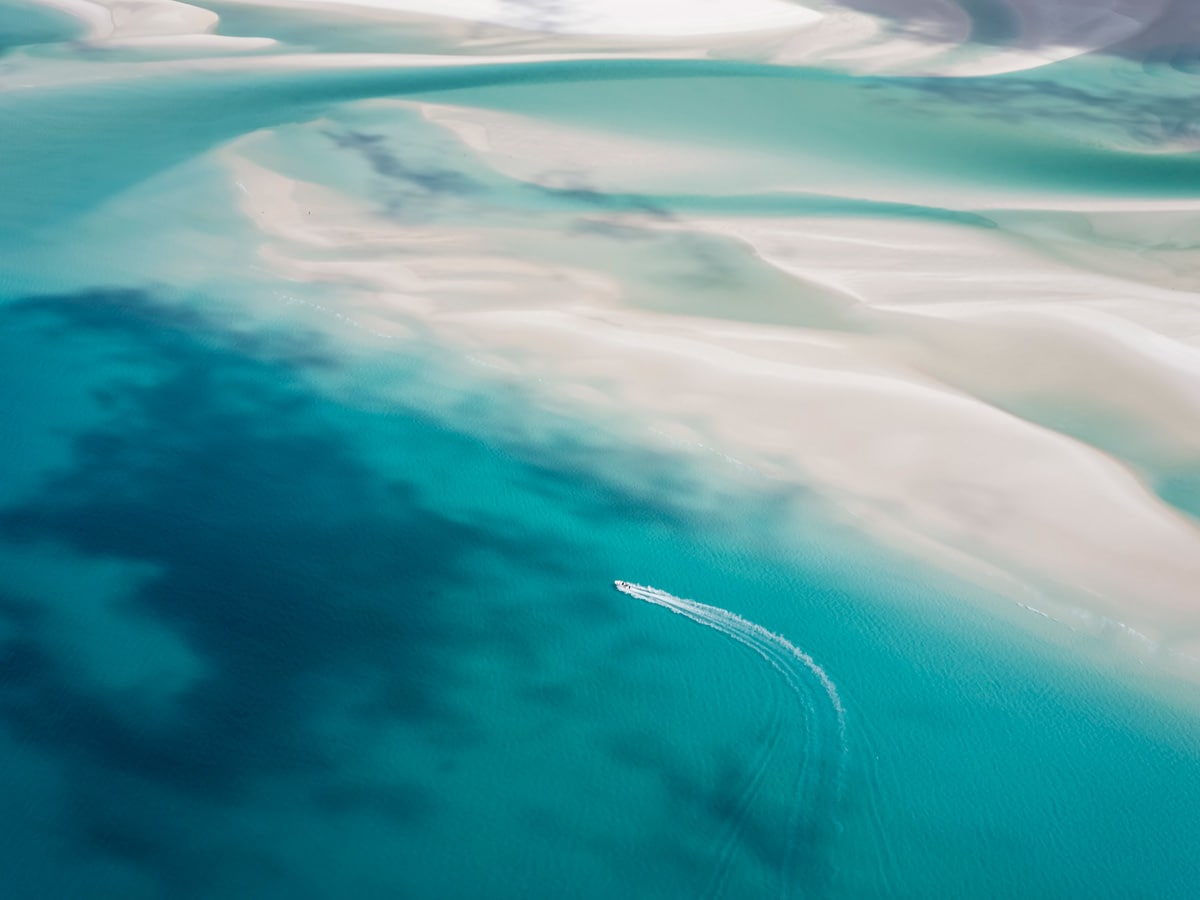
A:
<box><xmin>614</xmin><ymin>579</ymin><xmax>847</xmax><ymax>898</ymax></box>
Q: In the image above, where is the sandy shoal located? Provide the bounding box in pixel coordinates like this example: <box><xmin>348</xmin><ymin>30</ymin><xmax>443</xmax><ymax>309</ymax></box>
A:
<box><xmin>217</xmin><ymin>142</ymin><xmax>1200</xmax><ymax>668</ymax></box>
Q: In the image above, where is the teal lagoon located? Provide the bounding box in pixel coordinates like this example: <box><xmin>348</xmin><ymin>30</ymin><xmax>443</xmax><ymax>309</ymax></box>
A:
<box><xmin>2</xmin><ymin>3</ymin><xmax>1200</xmax><ymax>899</ymax></box>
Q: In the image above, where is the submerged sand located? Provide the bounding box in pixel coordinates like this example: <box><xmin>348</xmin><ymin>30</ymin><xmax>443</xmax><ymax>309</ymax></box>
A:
<box><xmin>21</xmin><ymin>0</ymin><xmax>1200</xmax><ymax>671</ymax></box>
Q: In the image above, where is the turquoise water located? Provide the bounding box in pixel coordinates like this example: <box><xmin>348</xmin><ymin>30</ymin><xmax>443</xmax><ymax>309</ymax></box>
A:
<box><xmin>3</xmin><ymin>4</ymin><xmax>1200</xmax><ymax>899</ymax></box>
<box><xmin>5</xmin><ymin>58</ymin><xmax>1200</xmax><ymax>241</ymax></box>
<box><xmin>2</xmin><ymin>286</ymin><xmax>1198</xmax><ymax>900</ymax></box>
<box><xmin>0</xmin><ymin>0</ymin><xmax>81</xmax><ymax>53</ymax></box>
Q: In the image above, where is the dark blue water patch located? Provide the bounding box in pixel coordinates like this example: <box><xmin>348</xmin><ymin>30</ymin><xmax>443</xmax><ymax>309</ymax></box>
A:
<box><xmin>0</xmin><ymin>334</ymin><xmax>472</xmax><ymax>735</ymax></box>
<box><xmin>0</xmin><ymin>290</ymin><xmax>538</xmax><ymax>894</ymax></box>
<box><xmin>0</xmin><ymin>287</ymin><xmax>804</xmax><ymax>898</ymax></box>
<box><xmin>324</xmin><ymin>127</ymin><xmax>486</xmax><ymax>195</ymax></box>
<box><xmin>2</xmin><ymin>289</ymin><xmax>1200</xmax><ymax>899</ymax></box>
<box><xmin>526</xmin><ymin>182</ymin><xmax>999</xmax><ymax>229</ymax></box>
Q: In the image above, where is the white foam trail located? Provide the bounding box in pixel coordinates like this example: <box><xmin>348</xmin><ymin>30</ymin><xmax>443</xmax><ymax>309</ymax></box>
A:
<box><xmin>615</xmin><ymin>580</ymin><xmax>846</xmax><ymax>736</ymax></box>
<box><xmin>615</xmin><ymin>579</ymin><xmax>847</xmax><ymax>896</ymax></box>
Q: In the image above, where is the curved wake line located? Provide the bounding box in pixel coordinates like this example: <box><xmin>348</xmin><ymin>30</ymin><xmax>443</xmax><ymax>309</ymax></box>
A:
<box><xmin>615</xmin><ymin>579</ymin><xmax>847</xmax><ymax>898</ymax></box>
<box><xmin>615</xmin><ymin>580</ymin><xmax>846</xmax><ymax>741</ymax></box>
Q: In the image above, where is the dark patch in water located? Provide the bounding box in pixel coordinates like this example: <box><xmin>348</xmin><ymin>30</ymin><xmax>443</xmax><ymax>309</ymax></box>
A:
<box><xmin>0</xmin><ymin>290</ymin><xmax>512</xmax><ymax>889</ymax></box>
<box><xmin>528</xmin><ymin>173</ymin><xmax>674</xmax><ymax>219</ymax></box>
<box><xmin>0</xmin><ymin>289</ymin><xmax>796</xmax><ymax>896</ymax></box>
<box><xmin>311</xmin><ymin>780</ymin><xmax>433</xmax><ymax>823</ymax></box>
<box><xmin>325</xmin><ymin>128</ymin><xmax>485</xmax><ymax>195</ymax></box>
<box><xmin>324</xmin><ymin>128</ymin><xmax>486</xmax><ymax>220</ymax></box>
<box><xmin>601</xmin><ymin>728</ymin><xmax>832</xmax><ymax>896</ymax></box>
<box><xmin>894</xmin><ymin>75</ymin><xmax>1200</xmax><ymax>153</ymax></box>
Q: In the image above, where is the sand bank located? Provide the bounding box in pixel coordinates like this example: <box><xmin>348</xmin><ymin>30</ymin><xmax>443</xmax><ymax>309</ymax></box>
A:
<box><xmin>21</xmin><ymin>0</ymin><xmax>1199</xmax><ymax>665</ymax></box>
<box><xmin>32</xmin><ymin>0</ymin><xmax>1169</xmax><ymax>76</ymax></box>
<box><xmin>690</xmin><ymin>213</ymin><xmax>1200</xmax><ymax>491</ymax></box>
<box><xmin>218</xmin><ymin>135</ymin><xmax>1200</xmax><ymax>662</ymax></box>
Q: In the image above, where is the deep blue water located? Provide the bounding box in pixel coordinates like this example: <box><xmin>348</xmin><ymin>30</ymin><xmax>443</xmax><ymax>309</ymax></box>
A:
<box><xmin>1</xmin><ymin>288</ymin><xmax>1198</xmax><ymax>899</ymax></box>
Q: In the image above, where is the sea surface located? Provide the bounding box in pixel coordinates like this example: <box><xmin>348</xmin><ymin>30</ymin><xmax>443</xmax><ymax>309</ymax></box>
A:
<box><xmin>2</xmin><ymin>2</ymin><xmax>1199</xmax><ymax>898</ymax></box>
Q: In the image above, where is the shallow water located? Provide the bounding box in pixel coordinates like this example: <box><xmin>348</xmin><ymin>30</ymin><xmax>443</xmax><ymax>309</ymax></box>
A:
<box><xmin>0</xmin><ymin>0</ymin><xmax>81</xmax><ymax>52</ymax></box>
<box><xmin>2</xmin><ymin>3</ymin><xmax>1200</xmax><ymax>898</ymax></box>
